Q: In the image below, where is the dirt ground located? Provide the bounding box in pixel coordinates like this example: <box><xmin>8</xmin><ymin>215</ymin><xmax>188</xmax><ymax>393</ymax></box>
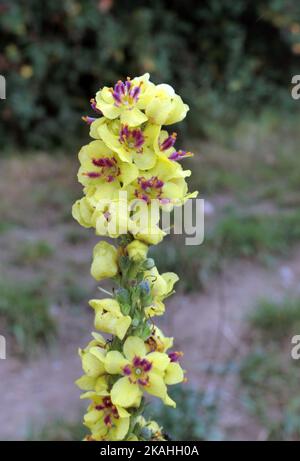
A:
<box><xmin>1</xmin><ymin>245</ymin><xmax>300</xmax><ymax>440</ymax></box>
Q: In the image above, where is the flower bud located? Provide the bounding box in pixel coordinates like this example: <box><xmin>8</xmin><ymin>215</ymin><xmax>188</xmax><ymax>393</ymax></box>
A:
<box><xmin>90</xmin><ymin>241</ymin><xmax>118</xmax><ymax>281</ymax></box>
<box><xmin>126</xmin><ymin>240</ymin><xmax>148</xmax><ymax>261</ymax></box>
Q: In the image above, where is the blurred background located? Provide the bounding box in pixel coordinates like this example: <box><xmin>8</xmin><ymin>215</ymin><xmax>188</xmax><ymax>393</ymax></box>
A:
<box><xmin>1</xmin><ymin>0</ymin><xmax>300</xmax><ymax>441</ymax></box>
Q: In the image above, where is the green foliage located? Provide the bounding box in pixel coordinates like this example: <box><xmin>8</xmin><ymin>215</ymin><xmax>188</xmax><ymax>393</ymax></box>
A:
<box><xmin>249</xmin><ymin>298</ymin><xmax>300</xmax><ymax>340</ymax></box>
<box><xmin>13</xmin><ymin>239</ymin><xmax>54</xmax><ymax>265</ymax></box>
<box><xmin>146</xmin><ymin>386</ymin><xmax>221</xmax><ymax>441</ymax></box>
<box><xmin>240</xmin><ymin>347</ymin><xmax>300</xmax><ymax>440</ymax></box>
<box><xmin>0</xmin><ymin>280</ymin><xmax>56</xmax><ymax>355</ymax></box>
<box><xmin>63</xmin><ymin>275</ymin><xmax>89</xmax><ymax>305</ymax></box>
<box><xmin>27</xmin><ymin>418</ymin><xmax>86</xmax><ymax>441</ymax></box>
<box><xmin>1</xmin><ymin>0</ymin><xmax>300</xmax><ymax>149</ymax></box>
<box><xmin>64</xmin><ymin>228</ymin><xmax>89</xmax><ymax>245</ymax></box>
<box><xmin>240</xmin><ymin>296</ymin><xmax>300</xmax><ymax>440</ymax></box>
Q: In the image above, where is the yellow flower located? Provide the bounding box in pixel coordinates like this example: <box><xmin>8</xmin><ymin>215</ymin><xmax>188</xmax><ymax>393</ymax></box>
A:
<box><xmin>129</xmin><ymin>203</ymin><xmax>166</xmax><ymax>245</ymax></box>
<box><xmin>76</xmin><ymin>374</ymin><xmax>108</xmax><ymax>393</ymax></box>
<box><xmin>72</xmin><ymin>196</ymin><xmax>94</xmax><ymax>228</ymax></box>
<box><xmin>95</xmin><ymin>73</ymin><xmax>154</xmax><ymax>126</ymax></box>
<box><xmin>78</xmin><ymin>140</ymin><xmax>139</xmax><ymax>192</ymax></box>
<box><xmin>76</xmin><ymin>333</ymin><xmax>109</xmax><ymax>392</ymax></box>
<box><xmin>126</xmin><ymin>240</ymin><xmax>148</xmax><ymax>261</ymax></box>
<box><xmin>126</xmin><ymin>156</ymin><xmax>195</xmax><ymax>211</ymax></box>
<box><xmin>78</xmin><ymin>333</ymin><xmax>107</xmax><ymax>378</ymax></box>
<box><xmin>90</xmin><ymin>196</ymin><xmax>132</xmax><ymax>238</ymax></box>
<box><xmin>136</xmin><ymin>417</ymin><xmax>165</xmax><ymax>441</ymax></box>
<box><xmin>88</xmin><ymin>117</ymin><xmax>109</xmax><ymax>140</ymax></box>
<box><xmin>103</xmin><ymin>336</ymin><xmax>177</xmax><ymax>408</ymax></box>
<box><xmin>133</xmin><ymin>225</ymin><xmax>166</xmax><ymax>246</ymax></box>
<box><xmin>82</xmin><ymin>394</ymin><xmax>130</xmax><ymax>441</ymax></box>
<box><xmin>144</xmin><ymin>268</ymin><xmax>179</xmax><ymax>317</ymax></box>
<box><xmin>90</xmin><ymin>241</ymin><xmax>118</xmax><ymax>281</ymax></box>
<box><xmin>89</xmin><ymin>298</ymin><xmax>131</xmax><ymax>340</ymax></box>
<box><xmin>145</xmin><ymin>326</ymin><xmax>173</xmax><ymax>353</ymax></box>
<box><xmin>145</xmin><ymin>83</ymin><xmax>189</xmax><ymax>125</ymax></box>
<box><xmin>96</xmin><ymin>120</ymin><xmax>160</xmax><ymax>170</ymax></box>
<box><xmin>154</xmin><ymin>129</ymin><xmax>194</xmax><ymax>162</ymax></box>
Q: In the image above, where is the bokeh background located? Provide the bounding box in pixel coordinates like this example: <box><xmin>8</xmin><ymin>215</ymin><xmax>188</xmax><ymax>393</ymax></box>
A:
<box><xmin>1</xmin><ymin>0</ymin><xmax>300</xmax><ymax>441</ymax></box>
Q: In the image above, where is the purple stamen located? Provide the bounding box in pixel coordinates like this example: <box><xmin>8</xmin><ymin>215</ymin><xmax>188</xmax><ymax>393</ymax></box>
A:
<box><xmin>95</xmin><ymin>404</ymin><xmax>105</xmax><ymax>411</ymax></box>
<box><xmin>85</xmin><ymin>171</ymin><xmax>101</xmax><ymax>178</ymax></box>
<box><xmin>104</xmin><ymin>414</ymin><xmax>112</xmax><ymax>427</ymax></box>
<box><xmin>111</xmin><ymin>78</ymin><xmax>142</xmax><ymax>107</ymax></box>
<box><xmin>141</xmin><ymin>359</ymin><xmax>152</xmax><ymax>372</ymax></box>
<box><xmin>92</xmin><ymin>157</ymin><xmax>116</xmax><ymax>168</ymax></box>
<box><xmin>123</xmin><ymin>365</ymin><xmax>132</xmax><ymax>376</ymax></box>
<box><xmin>133</xmin><ymin>356</ymin><xmax>142</xmax><ymax>367</ymax></box>
<box><xmin>160</xmin><ymin>132</ymin><xmax>177</xmax><ymax>151</ymax></box>
<box><xmin>168</xmin><ymin>351</ymin><xmax>183</xmax><ymax>363</ymax></box>
<box><xmin>90</xmin><ymin>98</ymin><xmax>102</xmax><ymax>114</ymax></box>
<box><xmin>135</xmin><ymin>176</ymin><xmax>164</xmax><ymax>204</ymax></box>
<box><xmin>168</xmin><ymin>150</ymin><xmax>193</xmax><ymax>161</ymax></box>
<box><xmin>137</xmin><ymin>377</ymin><xmax>149</xmax><ymax>387</ymax></box>
<box><xmin>119</xmin><ymin>124</ymin><xmax>145</xmax><ymax>151</ymax></box>
<box><xmin>82</xmin><ymin>116</ymin><xmax>96</xmax><ymax>125</ymax></box>
<box><xmin>130</xmin><ymin>84</ymin><xmax>141</xmax><ymax>102</ymax></box>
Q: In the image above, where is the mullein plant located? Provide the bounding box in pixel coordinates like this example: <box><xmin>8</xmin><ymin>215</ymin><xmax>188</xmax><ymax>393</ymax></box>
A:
<box><xmin>72</xmin><ymin>74</ymin><xmax>198</xmax><ymax>441</ymax></box>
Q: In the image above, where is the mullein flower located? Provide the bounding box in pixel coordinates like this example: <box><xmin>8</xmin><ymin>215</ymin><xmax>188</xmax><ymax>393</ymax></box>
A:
<box><xmin>145</xmin><ymin>326</ymin><xmax>174</xmax><ymax>353</ymax></box>
<box><xmin>126</xmin><ymin>240</ymin><xmax>148</xmax><ymax>261</ymax></box>
<box><xmin>137</xmin><ymin>417</ymin><xmax>166</xmax><ymax>441</ymax></box>
<box><xmin>90</xmin><ymin>241</ymin><xmax>119</xmax><ymax>281</ymax></box>
<box><xmin>155</xmin><ymin>129</ymin><xmax>194</xmax><ymax>162</ymax></box>
<box><xmin>126</xmin><ymin>156</ymin><xmax>196</xmax><ymax>210</ymax></box>
<box><xmin>92</xmin><ymin>197</ymin><xmax>132</xmax><ymax>238</ymax></box>
<box><xmin>145</xmin><ymin>84</ymin><xmax>189</xmax><ymax>125</ymax></box>
<box><xmin>82</xmin><ymin>394</ymin><xmax>130</xmax><ymax>441</ymax></box>
<box><xmin>73</xmin><ymin>74</ymin><xmax>197</xmax><ymax>441</ymax></box>
<box><xmin>78</xmin><ymin>335</ymin><xmax>107</xmax><ymax>378</ymax></box>
<box><xmin>144</xmin><ymin>268</ymin><xmax>179</xmax><ymax>317</ymax></box>
<box><xmin>96</xmin><ymin>120</ymin><xmax>160</xmax><ymax>170</ymax></box>
<box><xmin>102</xmin><ymin>336</ymin><xmax>184</xmax><ymax>408</ymax></box>
<box><xmin>72</xmin><ymin>196</ymin><xmax>94</xmax><ymax>228</ymax></box>
<box><xmin>76</xmin><ymin>332</ymin><xmax>109</xmax><ymax>392</ymax></box>
<box><xmin>89</xmin><ymin>298</ymin><xmax>131</xmax><ymax>340</ymax></box>
<box><xmin>78</xmin><ymin>140</ymin><xmax>139</xmax><ymax>191</ymax></box>
<box><xmin>129</xmin><ymin>206</ymin><xmax>166</xmax><ymax>245</ymax></box>
<box><xmin>95</xmin><ymin>74</ymin><xmax>154</xmax><ymax>126</ymax></box>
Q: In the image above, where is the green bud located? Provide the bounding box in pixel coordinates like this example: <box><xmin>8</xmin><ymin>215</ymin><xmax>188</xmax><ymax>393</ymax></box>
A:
<box><xmin>120</xmin><ymin>303</ymin><xmax>131</xmax><ymax>315</ymax></box>
<box><xmin>132</xmin><ymin>318</ymin><xmax>139</xmax><ymax>328</ymax></box>
<box><xmin>143</xmin><ymin>258</ymin><xmax>155</xmax><ymax>270</ymax></box>
<box><xmin>115</xmin><ymin>288</ymin><xmax>131</xmax><ymax>305</ymax></box>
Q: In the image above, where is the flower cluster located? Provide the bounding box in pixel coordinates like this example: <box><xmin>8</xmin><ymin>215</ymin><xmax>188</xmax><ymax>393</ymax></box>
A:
<box><xmin>73</xmin><ymin>74</ymin><xmax>197</xmax><ymax>441</ymax></box>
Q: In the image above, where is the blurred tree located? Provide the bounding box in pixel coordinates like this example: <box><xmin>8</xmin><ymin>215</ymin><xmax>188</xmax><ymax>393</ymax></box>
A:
<box><xmin>0</xmin><ymin>0</ymin><xmax>300</xmax><ymax>149</ymax></box>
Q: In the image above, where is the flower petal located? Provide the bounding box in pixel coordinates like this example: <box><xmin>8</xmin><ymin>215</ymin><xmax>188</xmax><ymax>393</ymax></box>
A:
<box><xmin>111</xmin><ymin>377</ymin><xmax>142</xmax><ymax>408</ymax></box>
<box><xmin>75</xmin><ymin>375</ymin><xmax>96</xmax><ymax>391</ymax></box>
<box><xmin>146</xmin><ymin>372</ymin><xmax>167</xmax><ymax>399</ymax></box>
<box><xmin>147</xmin><ymin>351</ymin><xmax>170</xmax><ymax>372</ymax></box>
<box><xmin>111</xmin><ymin>416</ymin><xmax>130</xmax><ymax>441</ymax></box>
<box><xmin>104</xmin><ymin>351</ymin><xmax>129</xmax><ymax>374</ymax></box>
<box><xmin>164</xmin><ymin>362</ymin><xmax>184</xmax><ymax>385</ymax></box>
<box><xmin>123</xmin><ymin>336</ymin><xmax>147</xmax><ymax>360</ymax></box>
<box><xmin>121</xmin><ymin>107</ymin><xmax>148</xmax><ymax>126</ymax></box>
